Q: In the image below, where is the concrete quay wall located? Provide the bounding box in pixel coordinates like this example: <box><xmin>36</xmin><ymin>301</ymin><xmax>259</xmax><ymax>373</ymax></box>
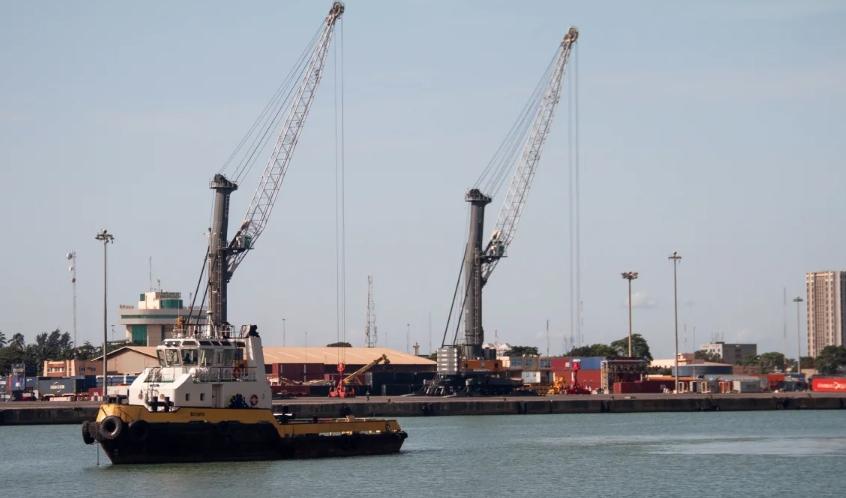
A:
<box><xmin>281</xmin><ymin>394</ymin><xmax>846</xmax><ymax>419</ymax></box>
<box><xmin>1</xmin><ymin>394</ymin><xmax>844</xmax><ymax>425</ymax></box>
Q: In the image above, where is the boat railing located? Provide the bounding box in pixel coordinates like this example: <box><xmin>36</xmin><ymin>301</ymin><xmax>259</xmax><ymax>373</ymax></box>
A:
<box><xmin>144</xmin><ymin>366</ymin><xmax>257</xmax><ymax>383</ymax></box>
<box><xmin>191</xmin><ymin>366</ymin><xmax>257</xmax><ymax>383</ymax></box>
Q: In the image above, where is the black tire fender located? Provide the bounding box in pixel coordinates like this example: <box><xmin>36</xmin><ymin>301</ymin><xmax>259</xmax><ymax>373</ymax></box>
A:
<box><xmin>128</xmin><ymin>420</ymin><xmax>150</xmax><ymax>443</ymax></box>
<box><xmin>81</xmin><ymin>421</ymin><xmax>95</xmax><ymax>445</ymax></box>
<box><xmin>99</xmin><ymin>415</ymin><xmax>124</xmax><ymax>441</ymax></box>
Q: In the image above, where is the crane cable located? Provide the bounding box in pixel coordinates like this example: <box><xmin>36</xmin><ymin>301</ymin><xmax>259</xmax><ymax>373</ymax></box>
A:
<box><xmin>334</xmin><ymin>19</ymin><xmax>346</xmax><ymax>365</ymax></box>
<box><xmin>567</xmin><ymin>41</ymin><xmax>581</xmax><ymax>350</ymax></box>
<box><xmin>473</xmin><ymin>50</ymin><xmax>558</xmax><ymax>199</ymax></box>
<box><xmin>218</xmin><ymin>23</ymin><xmax>324</xmax><ymax>184</ymax></box>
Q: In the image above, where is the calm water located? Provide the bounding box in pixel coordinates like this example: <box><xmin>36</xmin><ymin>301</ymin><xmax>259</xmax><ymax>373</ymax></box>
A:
<box><xmin>1</xmin><ymin>411</ymin><xmax>844</xmax><ymax>497</ymax></box>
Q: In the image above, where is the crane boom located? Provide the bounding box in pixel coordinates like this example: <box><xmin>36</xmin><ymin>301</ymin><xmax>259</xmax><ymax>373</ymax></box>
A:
<box><xmin>207</xmin><ymin>2</ymin><xmax>344</xmax><ymax>330</ymax></box>
<box><xmin>458</xmin><ymin>27</ymin><xmax>578</xmax><ymax>359</ymax></box>
<box><xmin>226</xmin><ymin>1</ymin><xmax>345</xmax><ymax>278</ymax></box>
<box><xmin>482</xmin><ymin>27</ymin><xmax>578</xmax><ymax>282</ymax></box>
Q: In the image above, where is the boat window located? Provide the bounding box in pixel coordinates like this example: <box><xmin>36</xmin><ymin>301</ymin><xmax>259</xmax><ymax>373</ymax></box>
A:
<box><xmin>222</xmin><ymin>349</ymin><xmax>235</xmax><ymax>366</ymax></box>
<box><xmin>165</xmin><ymin>348</ymin><xmax>181</xmax><ymax>366</ymax></box>
<box><xmin>156</xmin><ymin>350</ymin><xmax>166</xmax><ymax>367</ymax></box>
<box><xmin>199</xmin><ymin>349</ymin><xmax>213</xmax><ymax>366</ymax></box>
<box><xmin>181</xmin><ymin>348</ymin><xmax>197</xmax><ymax>366</ymax></box>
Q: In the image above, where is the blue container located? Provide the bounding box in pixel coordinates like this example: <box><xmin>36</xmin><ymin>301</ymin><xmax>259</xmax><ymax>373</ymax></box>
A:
<box><xmin>576</xmin><ymin>357</ymin><xmax>604</xmax><ymax>370</ymax></box>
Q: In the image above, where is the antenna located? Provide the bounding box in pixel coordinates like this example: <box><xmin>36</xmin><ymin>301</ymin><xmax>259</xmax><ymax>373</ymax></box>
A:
<box><xmin>148</xmin><ymin>256</ymin><xmax>153</xmax><ymax>291</ymax></box>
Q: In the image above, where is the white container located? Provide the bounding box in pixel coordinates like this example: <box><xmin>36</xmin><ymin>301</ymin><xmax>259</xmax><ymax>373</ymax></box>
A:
<box><xmin>522</xmin><ymin>371</ymin><xmax>541</xmax><ymax>384</ymax></box>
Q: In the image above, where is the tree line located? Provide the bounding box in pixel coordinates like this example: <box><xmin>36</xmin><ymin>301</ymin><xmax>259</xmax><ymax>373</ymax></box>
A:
<box><xmin>567</xmin><ymin>333</ymin><xmax>653</xmax><ymax>361</ymax></box>
<box><xmin>0</xmin><ymin>329</ymin><xmax>118</xmax><ymax>376</ymax></box>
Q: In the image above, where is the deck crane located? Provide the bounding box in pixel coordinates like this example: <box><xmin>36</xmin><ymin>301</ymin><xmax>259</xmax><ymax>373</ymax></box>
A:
<box><xmin>203</xmin><ymin>2</ymin><xmax>345</xmax><ymax>333</ymax></box>
<box><xmin>449</xmin><ymin>27</ymin><xmax>579</xmax><ymax>364</ymax></box>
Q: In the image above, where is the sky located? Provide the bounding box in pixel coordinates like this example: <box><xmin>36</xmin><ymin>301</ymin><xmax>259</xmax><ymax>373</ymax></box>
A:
<box><xmin>1</xmin><ymin>1</ymin><xmax>844</xmax><ymax>359</ymax></box>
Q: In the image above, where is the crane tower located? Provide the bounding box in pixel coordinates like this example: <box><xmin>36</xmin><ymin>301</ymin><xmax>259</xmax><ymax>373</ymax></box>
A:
<box><xmin>459</xmin><ymin>27</ymin><xmax>578</xmax><ymax>360</ymax></box>
<box><xmin>206</xmin><ymin>2</ymin><xmax>345</xmax><ymax>332</ymax></box>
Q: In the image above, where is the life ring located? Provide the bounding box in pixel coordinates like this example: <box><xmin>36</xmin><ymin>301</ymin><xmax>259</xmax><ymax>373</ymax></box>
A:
<box><xmin>232</xmin><ymin>367</ymin><xmax>242</xmax><ymax>380</ymax></box>
<box><xmin>250</xmin><ymin>394</ymin><xmax>259</xmax><ymax>407</ymax></box>
<box><xmin>98</xmin><ymin>415</ymin><xmax>124</xmax><ymax>441</ymax></box>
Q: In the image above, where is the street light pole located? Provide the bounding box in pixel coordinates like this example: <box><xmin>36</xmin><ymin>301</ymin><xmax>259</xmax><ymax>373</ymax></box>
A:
<box><xmin>793</xmin><ymin>296</ymin><xmax>804</xmax><ymax>378</ymax></box>
<box><xmin>406</xmin><ymin>323</ymin><xmax>411</xmax><ymax>353</ymax></box>
<box><xmin>621</xmin><ymin>272</ymin><xmax>639</xmax><ymax>357</ymax></box>
<box><xmin>282</xmin><ymin>317</ymin><xmax>286</xmax><ymax>347</ymax></box>
<box><xmin>66</xmin><ymin>251</ymin><xmax>78</xmax><ymax>356</ymax></box>
<box><xmin>668</xmin><ymin>251</ymin><xmax>682</xmax><ymax>393</ymax></box>
<box><xmin>95</xmin><ymin>229</ymin><xmax>114</xmax><ymax>400</ymax></box>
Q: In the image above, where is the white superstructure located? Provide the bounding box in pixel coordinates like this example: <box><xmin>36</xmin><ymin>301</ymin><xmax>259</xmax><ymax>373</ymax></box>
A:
<box><xmin>127</xmin><ymin>325</ymin><xmax>271</xmax><ymax>411</ymax></box>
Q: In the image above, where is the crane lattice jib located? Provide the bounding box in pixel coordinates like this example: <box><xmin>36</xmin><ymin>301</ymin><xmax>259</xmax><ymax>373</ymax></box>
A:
<box><xmin>226</xmin><ymin>2</ymin><xmax>344</xmax><ymax>278</ymax></box>
<box><xmin>482</xmin><ymin>27</ymin><xmax>578</xmax><ymax>282</ymax></box>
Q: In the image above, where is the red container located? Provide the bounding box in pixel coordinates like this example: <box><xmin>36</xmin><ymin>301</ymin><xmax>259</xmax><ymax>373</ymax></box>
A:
<box><xmin>811</xmin><ymin>377</ymin><xmax>846</xmax><ymax>392</ymax></box>
<box><xmin>553</xmin><ymin>368</ymin><xmax>601</xmax><ymax>391</ymax></box>
<box><xmin>550</xmin><ymin>357</ymin><xmax>569</xmax><ymax>371</ymax></box>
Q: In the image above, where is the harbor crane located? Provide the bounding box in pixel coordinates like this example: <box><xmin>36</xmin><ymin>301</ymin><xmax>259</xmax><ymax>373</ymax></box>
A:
<box><xmin>444</xmin><ymin>27</ymin><xmax>579</xmax><ymax>369</ymax></box>
<box><xmin>329</xmin><ymin>354</ymin><xmax>390</xmax><ymax>398</ymax></box>
<box><xmin>193</xmin><ymin>2</ymin><xmax>345</xmax><ymax>333</ymax></box>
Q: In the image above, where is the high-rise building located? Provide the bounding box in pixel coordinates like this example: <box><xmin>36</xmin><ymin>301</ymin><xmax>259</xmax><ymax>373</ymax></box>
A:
<box><xmin>806</xmin><ymin>271</ymin><xmax>846</xmax><ymax>357</ymax></box>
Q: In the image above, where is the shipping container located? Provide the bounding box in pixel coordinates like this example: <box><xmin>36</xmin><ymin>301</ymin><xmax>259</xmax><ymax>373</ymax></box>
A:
<box><xmin>811</xmin><ymin>377</ymin><xmax>846</xmax><ymax>392</ymax></box>
<box><xmin>522</xmin><ymin>371</ymin><xmax>541</xmax><ymax>384</ymax></box>
<box><xmin>732</xmin><ymin>379</ymin><xmax>762</xmax><ymax>393</ymax></box>
<box><xmin>549</xmin><ymin>357</ymin><xmax>568</xmax><ymax>371</ymax></box>
<box><xmin>552</xmin><ymin>369</ymin><xmax>601</xmax><ymax>391</ymax></box>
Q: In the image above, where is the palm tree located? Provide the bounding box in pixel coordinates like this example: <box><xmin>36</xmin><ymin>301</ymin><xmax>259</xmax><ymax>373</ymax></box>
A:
<box><xmin>0</xmin><ymin>330</ymin><xmax>6</xmax><ymax>348</ymax></box>
<box><xmin>10</xmin><ymin>333</ymin><xmax>25</xmax><ymax>350</ymax></box>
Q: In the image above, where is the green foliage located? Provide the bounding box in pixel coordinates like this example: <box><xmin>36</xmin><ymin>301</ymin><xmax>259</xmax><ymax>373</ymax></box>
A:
<box><xmin>10</xmin><ymin>333</ymin><xmax>25</xmax><ymax>350</ymax></box>
<box><xmin>609</xmin><ymin>333</ymin><xmax>653</xmax><ymax>360</ymax></box>
<box><xmin>0</xmin><ymin>329</ymin><xmax>77</xmax><ymax>375</ymax></box>
<box><xmin>507</xmin><ymin>345</ymin><xmax>539</xmax><ymax>357</ymax></box>
<box><xmin>759</xmin><ymin>352</ymin><xmax>785</xmax><ymax>372</ymax></box>
<box><xmin>75</xmin><ymin>341</ymin><xmax>98</xmax><ymax>360</ymax></box>
<box><xmin>326</xmin><ymin>341</ymin><xmax>352</xmax><ymax>348</ymax></box>
<box><xmin>815</xmin><ymin>346</ymin><xmax>846</xmax><ymax>375</ymax></box>
<box><xmin>567</xmin><ymin>344</ymin><xmax>619</xmax><ymax>358</ymax></box>
<box><xmin>800</xmin><ymin>356</ymin><xmax>815</xmax><ymax>369</ymax></box>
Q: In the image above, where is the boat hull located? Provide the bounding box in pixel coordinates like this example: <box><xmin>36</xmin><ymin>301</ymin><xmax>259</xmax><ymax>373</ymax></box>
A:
<box><xmin>83</xmin><ymin>405</ymin><xmax>407</xmax><ymax>464</ymax></box>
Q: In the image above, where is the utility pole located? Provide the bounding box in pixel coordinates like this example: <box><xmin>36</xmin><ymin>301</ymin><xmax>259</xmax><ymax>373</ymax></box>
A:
<box><xmin>66</xmin><ymin>251</ymin><xmax>78</xmax><ymax>354</ymax></box>
<box><xmin>621</xmin><ymin>272</ymin><xmax>638</xmax><ymax>357</ymax></box>
<box><xmin>793</xmin><ymin>296</ymin><xmax>804</xmax><ymax>376</ymax></box>
<box><xmin>668</xmin><ymin>251</ymin><xmax>682</xmax><ymax>393</ymax></box>
<box><xmin>282</xmin><ymin>317</ymin><xmax>286</xmax><ymax>347</ymax></box>
<box><xmin>406</xmin><ymin>323</ymin><xmax>411</xmax><ymax>354</ymax></box>
<box><xmin>95</xmin><ymin>229</ymin><xmax>114</xmax><ymax>399</ymax></box>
